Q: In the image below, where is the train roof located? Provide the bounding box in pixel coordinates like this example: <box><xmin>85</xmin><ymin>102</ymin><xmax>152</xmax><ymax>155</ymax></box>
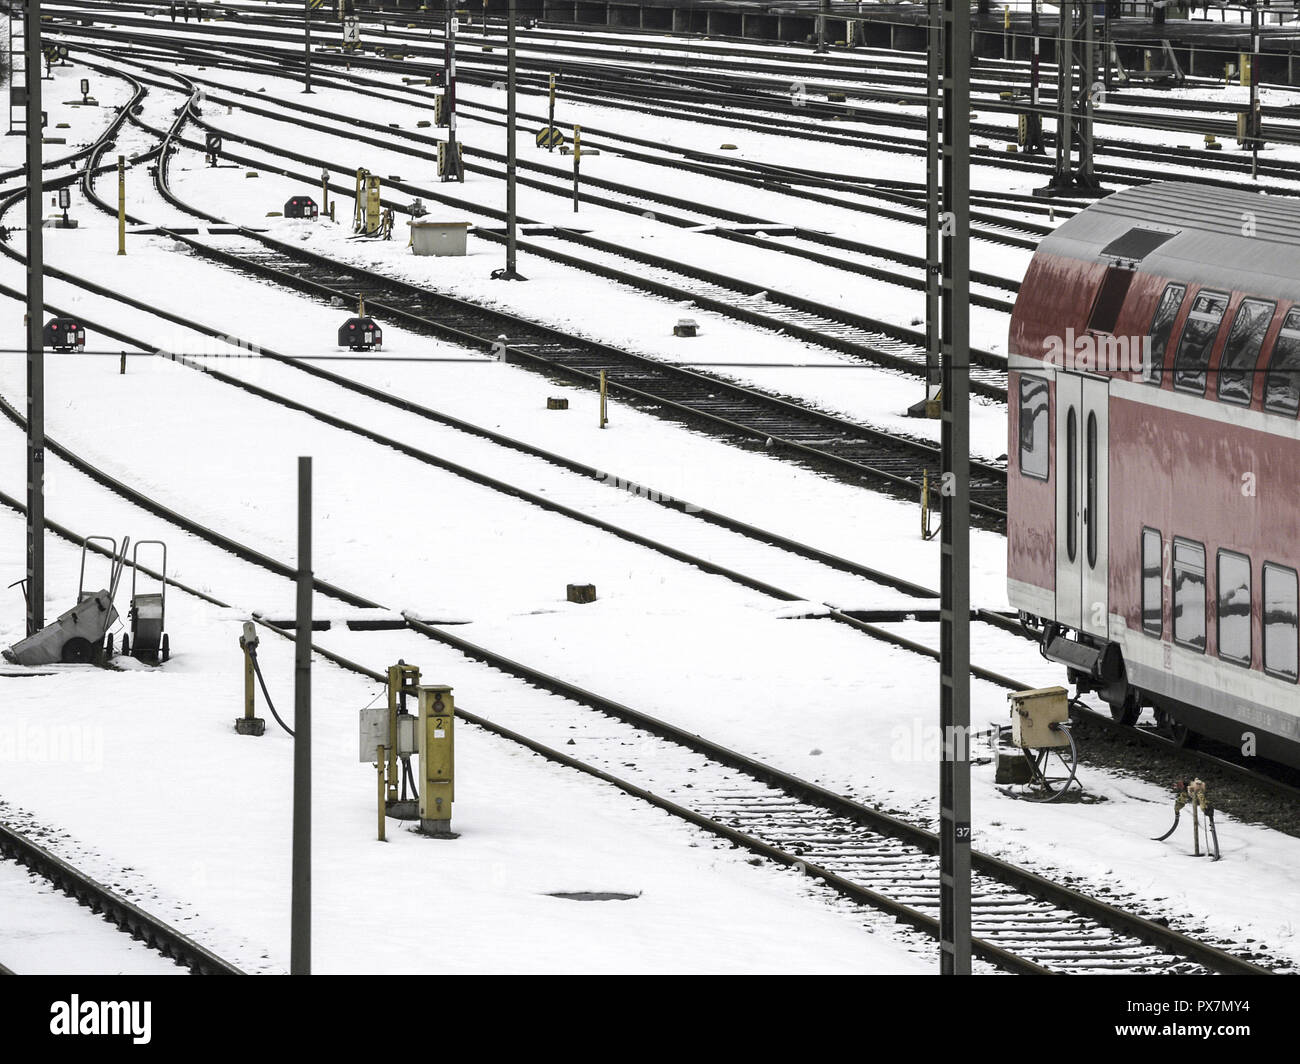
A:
<box><xmin>1037</xmin><ymin>181</ymin><xmax>1300</xmax><ymax>302</ymax></box>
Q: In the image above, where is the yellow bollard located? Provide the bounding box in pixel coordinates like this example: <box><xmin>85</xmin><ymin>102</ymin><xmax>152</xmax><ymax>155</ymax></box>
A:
<box><xmin>599</xmin><ymin>369</ymin><xmax>608</xmax><ymax>429</ymax></box>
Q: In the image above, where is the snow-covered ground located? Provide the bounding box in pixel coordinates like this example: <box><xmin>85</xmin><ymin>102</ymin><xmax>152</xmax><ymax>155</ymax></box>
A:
<box><xmin>2</xmin><ymin>36</ymin><xmax>1299</xmax><ymax>974</ymax></box>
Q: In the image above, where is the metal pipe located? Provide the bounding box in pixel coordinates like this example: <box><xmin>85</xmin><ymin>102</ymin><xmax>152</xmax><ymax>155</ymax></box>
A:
<box><xmin>377</xmin><ymin>744</ymin><xmax>387</xmax><ymax>842</ymax></box>
<box><xmin>25</xmin><ymin>0</ymin><xmax>44</xmax><ymax>638</ymax></box>
<box><xmin>291</xmin><ymin>456</ymin><xmax>313</xmax><ymax>975</ymax></box>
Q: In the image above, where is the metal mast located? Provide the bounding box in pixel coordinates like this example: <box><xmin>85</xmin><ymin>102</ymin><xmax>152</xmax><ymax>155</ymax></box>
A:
<box><xmin>938</xmin><ymin>0</ymin><xmax>971</xmax><ymax>976</ymax></box>
<box><xmin>24</xmin><ymin>0</ymin><xmax>44</xmax><ymax>637</ymax></box>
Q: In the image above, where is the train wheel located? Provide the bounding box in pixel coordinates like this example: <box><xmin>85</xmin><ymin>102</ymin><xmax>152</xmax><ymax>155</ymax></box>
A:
<box><xmin>1109</xmin><ymin>686</ymin><xmax>1141</xmax><ymax>727</ymax></box>
<box><xmin>161</xmin><ymin>634</ymin><xmax>170</xmax><ymax>663</ymax></box>
<box><xmin>1154</xmin><ymin>707</ymin><xmax>1199</xmax><ymax>749</ymax></box>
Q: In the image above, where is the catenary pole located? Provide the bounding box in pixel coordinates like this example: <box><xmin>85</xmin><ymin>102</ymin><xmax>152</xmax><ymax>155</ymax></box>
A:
<box><xmin>939</xmin><ymin>0</ymin><xmax>972</xmax><ymax>976</ymax></box>
<box><xmin>291</xmin><ymin>457</ymin><xmax>313</xmax><ymax>974</ymax></box>
<box><xmin>25</xmin><ymin>0</ymin><xmax>44</xmax><ymax>637</ymax></box>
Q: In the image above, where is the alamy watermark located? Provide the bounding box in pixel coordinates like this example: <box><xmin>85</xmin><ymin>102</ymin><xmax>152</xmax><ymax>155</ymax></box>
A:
<box><xmin>1043</xmin><ymin>327</ymin><xmax>1150</xmax><ymax>376</ymax></box>
<box><xmin>0</xmin><ymin>723</ymin><xmax>103</xmax><ymax>771</ymax></box>
<box><xmin>594</xmin><ymin>471</ymin><xmax>702</xmax><ymax>513</ymax></box>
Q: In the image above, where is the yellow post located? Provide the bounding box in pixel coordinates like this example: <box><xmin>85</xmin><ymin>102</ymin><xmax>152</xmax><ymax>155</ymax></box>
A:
<box><xmin>547</xmin><ymin>73</ymin><xmax>557</xmax><ymax>152</ymax></box>
<box><xmin>120</xmin><ymin>352</ymin><xmax>126</xmax><ymax>375</ymax></box>
<box><xmin>572</xmin><ymin>124</ymin><xmax>581</xmax><ymax>212</ymax></box>
<box><xmin>321</xmin><ymin>170</ymin><xmax>329</xmax><ymax>217</ymax></box>
<box><xmin>599</xmin><ymin>369</ymin><xmax>608</xmax><ymax>429</ymax></box>
<box><xmin>377</xmin><ymin>744</ymin><xmax>387</xmax><ymax>841</ymax></box>
<box><xmin>117</xmin><ymin>155</ymin><xmax>126</xmax><ymax>255</ymax></box>
<box><xmin>244</xmin><ymin>639</ymin><xmax>255</xmax><ymax>720</ymax></box>
<box><xmin>359</xmin><ymin>293</ymin><xmax>366</xmax><ymax>319</ymax></box>
<box><xmin>921</xmin><ymin>468</ymin><xmax>929</xmax><ymax>538</ymax></box>
<box><xmin>385</xmin><ymin>666</ymin><xmax>399</xmax><ymax>803</ymax></box>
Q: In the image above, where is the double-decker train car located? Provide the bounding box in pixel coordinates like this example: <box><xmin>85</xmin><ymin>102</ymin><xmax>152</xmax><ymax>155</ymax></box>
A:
<box><xmin>1008</xmin><ymin>181</ymin><xmax>1300</xmax><ymax>766</ymax></box>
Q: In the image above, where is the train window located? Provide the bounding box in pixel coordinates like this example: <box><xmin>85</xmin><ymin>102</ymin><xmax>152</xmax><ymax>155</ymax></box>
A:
<box><xmin>1218</xmin><ymin>298</ymin><xmax>1276</xmax><ymax>406</ymax></box>
<box><xmin>1172</xmin><ymin>538</ymin><xmax>1206</xmax><ymax>653</ymax></box>
<box><xmin>1263</xmin><ymin>563</ymin><xmax>1299</xmax><ymax>682</ymax></box>
<box><xmin>1086</xmin><ymin>267</ymin><xmax>1135</xmax><ymax>334</ymax></box>
<box><xmin>1066</xmin><ymin>408</ymin><xmax>1078</xmax><ymax>564</ymax></box>
<box><xmin>1086</xmin><ymin>413</ymin><xmax>1098</xmax><ymax>568</ymax></box>
<box><xmin>1216</xmin><ymin>551</ymin><xmax>1252</xmax><ymax>667</ymax></box>
<box><xmin>1263</xmin><ymin>308</ymin><xmax>1300</xmax><ymax>417</ymax></box>
<box><xmin>1142</xmin><ymin>528</ymin><xmax>1162</xmax><ymax>637</ymax></box>
<box><xmin>1018</xmin><ymin>375</ymin><xmax>1049</xmax><ymax>480</ymax></box>
<box><xmin>1145</xmin><ymin>283</ymin><xmax>1186</xmax><ymax>385</ymax></box>
<box><xmin>1173</xmin><ymin>290</ymin><xmax>1229</xmax><ymax>394</ymax></box>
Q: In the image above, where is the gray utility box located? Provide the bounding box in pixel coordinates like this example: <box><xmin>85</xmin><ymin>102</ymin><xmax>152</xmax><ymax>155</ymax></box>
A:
<box><xmin>410</xmin><ymin>220</ymin><xmax>470</xmax><ymax>257</ymax></box>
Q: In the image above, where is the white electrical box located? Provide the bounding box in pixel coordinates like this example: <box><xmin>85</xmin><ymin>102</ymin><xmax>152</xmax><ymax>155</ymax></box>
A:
<box><xmin>359</xmin><ymin>706</ymin><xmax>389</xmax><ymax>762</ymax></box>
<box><xmin>397</xmin><ymin>714</ymin><xmax>417</xmax><ymax>757</ymax></box>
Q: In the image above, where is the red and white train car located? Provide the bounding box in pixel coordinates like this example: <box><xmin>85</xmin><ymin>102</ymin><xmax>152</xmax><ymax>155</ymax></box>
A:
<box><xmin>1008</xmin><ymin>181</ymin><xmax>1300</xmax><ymax>765</ymax></box>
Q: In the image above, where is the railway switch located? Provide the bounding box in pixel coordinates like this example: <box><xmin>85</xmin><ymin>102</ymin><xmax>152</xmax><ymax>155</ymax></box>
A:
<box><xmin>418</xmin><ymin>685</ymin><xmax>456</xmax><ymax>837</ymax></box>
<box><xmin>236</xmin><ymin>622</ymin><xmax>266</xmax><ymax>736</ymax></box>
<box><xmin>354</xmin><ymin>169</ymin><xmax>382</xmax><ymax>235</ymax></box>
<box><xmin>284</xmin><ymin>196</ymin><xmax>319</xmax><ymax>220</ymax></box>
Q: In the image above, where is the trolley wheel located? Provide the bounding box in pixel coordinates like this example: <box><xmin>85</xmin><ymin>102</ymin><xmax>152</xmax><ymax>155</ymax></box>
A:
<box><xmin>1109</xmin><ymin>686</ymin><xmax>1141</xmax><ymax>727</ymax></box>
<box><xmin>1021</xmin><ymin>726</ymin><xmax>1080</xmax><ymax>802</ymax></box>
<box><xmin>161</xmin><ymin>633</ymin><xmax>170</xmax><ymax>663</ymax></box>
<box><xmin>120</xmin><ymin>633</ymin><xmax>130</xmax><ymax>658</ymax></box>
<box><xmin>60</xmin><ymin>637</ymin><xmax>95</xmax><ymax>664</ymax></box>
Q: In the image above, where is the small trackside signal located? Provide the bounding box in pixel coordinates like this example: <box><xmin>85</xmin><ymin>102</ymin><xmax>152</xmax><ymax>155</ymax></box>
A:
<box><xmin>43</xmin><ymin>317</ymin><xmax>86</xmax><ymax>352</ymax></box>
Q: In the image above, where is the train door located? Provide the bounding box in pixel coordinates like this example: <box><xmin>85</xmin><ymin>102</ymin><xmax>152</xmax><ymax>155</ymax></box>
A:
<box><xmin>1055</xmin><ymin>374</ymin><xmax>1110</xmax><ymax>637</ymax></box>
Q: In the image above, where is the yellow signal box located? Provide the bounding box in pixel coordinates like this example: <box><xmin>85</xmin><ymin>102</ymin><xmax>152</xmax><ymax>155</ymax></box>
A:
<box><xmin>418</xmin><ymin>685</ymin><xmax>456</xmax><ymax>836</ymax></box>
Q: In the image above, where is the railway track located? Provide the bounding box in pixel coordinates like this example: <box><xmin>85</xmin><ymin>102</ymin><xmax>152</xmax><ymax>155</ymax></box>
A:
<box><xmin>24</xmin><ymin>51</ymin><xmax>1297</xmax><ymax>805</ymax></box>
<box><xmin>90</xmin><ymin>43</ymin><xmax>1023</xmax><ymax>378</ymax></box>
<box><xmin>0</xmin><ymin>819</ymin><xmax>242</xmax><ymax>974</ymax></box>
<box><xmin>0</xmin><ymin>404</ymin><xmax>1279</xmax><ymax>974</ymax></box>
<box><xmin>4</xmin><ymin>14</ymin><xmax>1296</xmax><ymax>973</ymax></box>
<box><xmin>64</xmin><ymin>62</ymin><xmax>1006</xmax><ymax>525</ymax></box>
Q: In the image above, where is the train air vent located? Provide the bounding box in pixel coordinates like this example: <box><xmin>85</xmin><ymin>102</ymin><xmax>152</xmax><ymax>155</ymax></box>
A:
<box><xmin>1099</xmin><ymin>227</ymin><xmax>1176</xmax><ymax>262</ymax></box>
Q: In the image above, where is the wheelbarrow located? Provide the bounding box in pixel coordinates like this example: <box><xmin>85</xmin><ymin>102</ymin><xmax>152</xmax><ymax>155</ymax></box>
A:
<box><xmin>3</xmin><ymin>536</ymin><xmax>128</xmax><ymax>666</ymax></box>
